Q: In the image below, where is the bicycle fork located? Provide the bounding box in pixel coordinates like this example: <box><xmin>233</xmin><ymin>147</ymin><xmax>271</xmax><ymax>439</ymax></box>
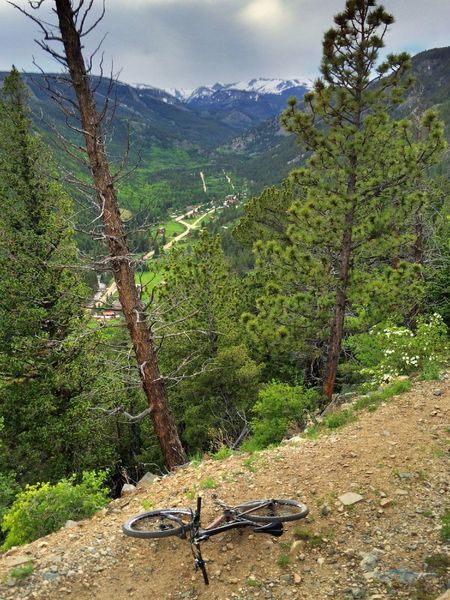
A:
<box><xmin>191</xmin><ymin>541</ymin><xmax>209</xmax><ymax>585</ymax></box>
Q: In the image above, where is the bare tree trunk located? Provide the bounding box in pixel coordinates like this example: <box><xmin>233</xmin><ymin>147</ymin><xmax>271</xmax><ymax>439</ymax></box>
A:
<box><xmin>54</xmin><ymin>0</ymin><xmax>186</xmax><ymax>468</ymax></box>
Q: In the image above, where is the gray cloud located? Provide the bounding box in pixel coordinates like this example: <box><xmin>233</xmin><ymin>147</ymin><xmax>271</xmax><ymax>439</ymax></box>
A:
<box><xmin>0</xmin><ymin>0</ymin><xmax>449</xmax><ymax>88</ymax></box>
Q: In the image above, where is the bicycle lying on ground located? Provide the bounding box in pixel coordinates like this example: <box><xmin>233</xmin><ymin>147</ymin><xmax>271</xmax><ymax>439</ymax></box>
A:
<box><xmin>122</xmin><ymin>495</ymin><xmax>309</xmax><ymax>585</ymax></box>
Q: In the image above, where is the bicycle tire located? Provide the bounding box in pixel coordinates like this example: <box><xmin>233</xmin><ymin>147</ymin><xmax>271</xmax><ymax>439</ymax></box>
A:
<box><xmin>235</xmin><ymin>499</ymin><xmax>309</xmax><ymax>523</ymax></box>
<box><xmin>122</xmin><ymin>509</ymin><xmax>193</xmax><ymax>539</ymax></box>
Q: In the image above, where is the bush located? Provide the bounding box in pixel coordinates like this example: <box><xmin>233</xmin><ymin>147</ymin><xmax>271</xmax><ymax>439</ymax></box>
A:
<box><xmin>242</xmin><ymin>381</ymin><xmax>319</xmax><ymax>451</ymax></box>
<box><xmin>442</xmin><ymin>510</ymin><xmax>450</xmax><ymax>543</ymax></box>
<box><xmin>211</xmin><ymin>446</ymin><xmax>233</xmax><ymax>461</ymax></box>
<box><xmin>348</xmin><ymin>314</ymin><xmax>449</xmax><ymax>388</ymax></box>
<box><xmin>1</xmin><ymin>471</ymin><xmax>109</xmax><ymax>549</ymax></box>
<box><xmin>322</xmin><ymin>409</ymin><xmax>356</xmax><ymax>429</ymax></box>
<box><xmin>0</xmin><ymin>471</ymin><xmax>19</xmax><ymax>525</ymax></box>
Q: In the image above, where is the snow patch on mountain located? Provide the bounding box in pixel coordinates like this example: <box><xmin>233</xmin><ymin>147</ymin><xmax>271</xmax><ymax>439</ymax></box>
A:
<box><xmin>163</xmin><ymin>78</ymin><xmax>312</xmax><ymax>102</ymax></box>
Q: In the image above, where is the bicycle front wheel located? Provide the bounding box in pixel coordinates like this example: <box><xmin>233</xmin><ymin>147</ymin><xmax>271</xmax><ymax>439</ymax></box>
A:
<box><xmin>235</xmin><ymin>499</ymin><xmax>309</xmax><ymax>523</ymax></box>
<box><xmin>123</xmin><ymin>509</ymin><xmax>193</xmax><ymax>539</ymax></box>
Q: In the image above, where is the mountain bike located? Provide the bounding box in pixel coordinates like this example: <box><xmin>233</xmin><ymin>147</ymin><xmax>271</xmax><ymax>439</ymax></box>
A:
<box><xmin>122</xmin><ymin>495</ymin><xmax>309</xmax><ymax>585</ymax></box>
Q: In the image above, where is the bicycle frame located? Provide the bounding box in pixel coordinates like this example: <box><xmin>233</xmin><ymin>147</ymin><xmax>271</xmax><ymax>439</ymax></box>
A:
<box><xmin>186</xmin><ymin>497</ymin><xmax>284</xmax><ymax>585</ymax></box>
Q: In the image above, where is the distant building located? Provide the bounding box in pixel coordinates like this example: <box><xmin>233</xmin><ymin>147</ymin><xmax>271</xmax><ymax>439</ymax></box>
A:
<box><xmin>224</xmin><ymin>194</ymin><xmax>239</xmax><ymax>206</ymax></box>
<box><xmin>93</xmin><ymin>309</ymin><xmax>118</xmax><ymax>322</ymax></box>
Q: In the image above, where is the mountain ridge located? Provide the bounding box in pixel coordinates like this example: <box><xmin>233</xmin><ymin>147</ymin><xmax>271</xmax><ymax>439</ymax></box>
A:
<box><xmin>162</xmin><ymin>77</ymin><xmax>313</xmax><ymax>102</ymax></box>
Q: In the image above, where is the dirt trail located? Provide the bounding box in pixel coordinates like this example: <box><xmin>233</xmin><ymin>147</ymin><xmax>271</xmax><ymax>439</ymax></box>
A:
<box><xmin>1</xmin><ymin>376</ymin><xmax>449</xmax><ymax>600</ymax></box>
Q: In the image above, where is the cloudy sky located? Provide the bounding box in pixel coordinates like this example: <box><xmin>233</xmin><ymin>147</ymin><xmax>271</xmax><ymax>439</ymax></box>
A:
<box><xmin>1</xmin><ymin>0</ymin><xmax>449</xmax><ymax>89</ymax></box>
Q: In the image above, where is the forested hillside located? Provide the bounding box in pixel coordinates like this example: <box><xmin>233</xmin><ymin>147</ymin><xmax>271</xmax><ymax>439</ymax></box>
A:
<box><xmin>0</xmin><ymin>0</ymin><xmax>449</xmax><ymax>575</ymax></box>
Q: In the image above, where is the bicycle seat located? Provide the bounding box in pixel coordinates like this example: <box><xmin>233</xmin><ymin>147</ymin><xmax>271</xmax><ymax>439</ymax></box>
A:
<box><xmin>252</xmin><ymin>522</ymin><xmax>284</xmax><ymax>537</ymax></box>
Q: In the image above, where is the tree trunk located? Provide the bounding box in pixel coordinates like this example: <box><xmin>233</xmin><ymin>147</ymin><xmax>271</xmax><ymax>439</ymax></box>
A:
<box><xmin>323</xmin><ymin>187</ymin><xmax>356</xmax><ymax>400</ymax></box>
<box><xmin>54</xmin><ymin>0</ymin><xmax>186</xmax><ymax>468</ymax></box>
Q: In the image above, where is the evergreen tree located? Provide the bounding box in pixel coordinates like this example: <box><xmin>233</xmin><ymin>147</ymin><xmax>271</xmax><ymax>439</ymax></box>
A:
<box><xmin>0</xmin><ymin>69</ymin><xmax>124</xmax><ymax>483</ymax></box>
<box><xmin>156</xmin><ymin>232</ymin><xmax>261</xmax><ymax>451</ymax></box>
<box><xmin>243</xmin><ymin>0</ymin><xmax>446</xmax><ymax>398</ymax></box>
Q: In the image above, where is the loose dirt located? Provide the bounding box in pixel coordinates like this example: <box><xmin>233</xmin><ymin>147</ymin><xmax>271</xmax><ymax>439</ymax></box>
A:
<box><xmin>1</xmin><ymin>376</ymin><xmax>449</xmax><ymax>600</ymax></box>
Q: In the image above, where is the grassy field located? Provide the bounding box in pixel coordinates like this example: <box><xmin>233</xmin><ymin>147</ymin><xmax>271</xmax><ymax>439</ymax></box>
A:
<box><xmin>135</xmin><ymin>269</ymin><xmax>165</xmax><ymax>300</ymax></box>
<box><xmin>183</xmin><ymin>215</ymin><xmax>201</xmax><ymax>225</ymax></box>
<box><xmin>157</xmin><ymin>220</ymin><xmax>186</xmax><ymax>238</ymax></box>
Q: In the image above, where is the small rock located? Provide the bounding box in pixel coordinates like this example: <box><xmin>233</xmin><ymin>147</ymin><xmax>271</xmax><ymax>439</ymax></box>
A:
<box><xmin>321</xmin><ymin>505</ymin><xmax>332</xmax><ymax>516</ymax></box>
<box><xmin>433</xmin><ymin>389</ymin><xmax>444</xmax><ymax>396</ymax></box>
<box><xmin>293</xmin><ymin>573</ymin><xmax>302</xmax><ymax>585</ymax></box>
<box><xmin>64</xmin><ymin>520</ymin><xmax>77</xmax><ymax>529</ymax></box>
<box><xmin>360</xmin><ymin>550</ymin><xmax>381</xmax><ymax>572</ymax></box>
<box><xmin>121</xmin><ymin>483</ymin><xmax>136</xmax><ymax>496</ymax></box>
<box><xmin>5</xmin><ymin>555</ymin><xmax>33</xmax><ymax>568</ymax></box>
<box><xmin>349</xmin><ymin>589</ymin><xmax>365</xmax><ymax>599</ymax></box>
<box><xmin>338</xmin><ymin>492</ymin><xmax>364</xmax><ymax>506</ymax></box>
<box><xmin>395</xmin><ymin>489</ymin><xmax>408</xmax><ymax>496</ymax></box>
<box><xmin>290</xmin><ymin>541</ymin><xmax>303</xmax><ymax>554</ymax></box>
<box><xmin>374</xmin><ymin>568</ymin><xmax>421</xmax><ymax>585</ymax></box>
<box><xmin>136</xmin><ymin>472</ymin><xmax>159</xmax><ymax>489</ymax></box>
<box><xmin>379</xmin><ymin>498</ymin><xmax>392</xmax><ymax>508</ymax></box>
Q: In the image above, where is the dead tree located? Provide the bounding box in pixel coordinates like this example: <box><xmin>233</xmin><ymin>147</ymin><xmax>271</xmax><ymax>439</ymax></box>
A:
<box><xmin>13</xmin><ymin>0</ymin><xmax>187</xmax><ymax>468</ymax></box>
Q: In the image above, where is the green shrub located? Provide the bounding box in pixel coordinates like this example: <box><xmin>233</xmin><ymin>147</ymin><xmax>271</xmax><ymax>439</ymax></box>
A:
<box><xmin>323</xmin><ymin>409</ymin><xmax>356</xmax><ymax>430</ymax></box>
<box><xmin>211</xmin><ymin>446</ymin><xmax>233</xmax><ymax>461</ymax></box>
<box><xmin>353</xmin><ymin>380</ymin><xmax>412</xmax><ymax>412</ymax></box>
<box><xmin>1</xmin><ymin>471</ymin><xmax>109</xmax><ymax>549</ymax></box>
<box><xmin>242</xmin><ymin>381</ymin><xmax>319</xmax><ymax>451</ymax></box>
<box><xmin>0</xmin><ymin>471</ymin><xmax>19</xmax><ymax>525</ymax></box>
<box><xmin>199</xmin><ymin>476</ymin><xmax>217</xmax><ymax>490</ymax></box>
<box><xmin>420</xmin><ymin>362</ymin><xmax>442</xmax><ymax>381</ymax></box>
<box><xmin>10</xmin><ymin>563</ymin><xmax>34</xmax><ymax>579</ymax></box>
<box><xmin>348</xmin><ymin>314</ymin><xmax>449</xmax><ymax>388</ymax></box>
<box><xmin>277</xmin><ymin>554</ymin><xmax>290</xmax><ymax>567</ymax></box>
<box><xmin>0</xmin><ymin>418</ymin><xmax>20</xmax><ymax>525</ymax></box>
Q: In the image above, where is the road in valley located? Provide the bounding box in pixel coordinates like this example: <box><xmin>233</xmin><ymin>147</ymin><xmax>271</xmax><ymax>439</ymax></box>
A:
<box><xmin>94</xmin><ymin>209</ymin><xmax>213</xmax><ymax>308</ymax></box>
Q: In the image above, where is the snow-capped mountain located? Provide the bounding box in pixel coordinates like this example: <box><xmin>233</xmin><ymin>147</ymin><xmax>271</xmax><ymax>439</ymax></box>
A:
<box><xmin>165</xmin><ymin>77</ymin><xmax>312</xmax><ymax>103</ymax></box>
<box><xmin>159</xmin><ymin>78</ymin><xmax>312</xmax><ymax>129</ymax></box>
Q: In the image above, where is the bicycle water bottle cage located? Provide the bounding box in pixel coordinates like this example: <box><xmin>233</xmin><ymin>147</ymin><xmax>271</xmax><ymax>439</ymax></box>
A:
<box><xmin>253</xmin><ymin>522</ymin><xmax>284</xmax><ymax>537</ymax></box>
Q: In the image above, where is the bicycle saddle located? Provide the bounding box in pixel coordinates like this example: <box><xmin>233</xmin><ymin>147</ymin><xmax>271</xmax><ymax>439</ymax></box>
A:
<box><xmin>252</xmin><ymin>522</ymin><xmax>284</xmax><ymax>537</ymax></box>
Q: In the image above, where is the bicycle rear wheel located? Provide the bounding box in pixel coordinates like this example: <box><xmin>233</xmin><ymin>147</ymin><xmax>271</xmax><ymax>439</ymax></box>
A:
<box><xmin>235</xmin><ymin>499</ymin><xmax>309</xmax><ymax>523</ymax></box>
<box><xmin>123</xmin><ymin>509</ymin><xmax>193</xmax><ymax>539</ymax></box>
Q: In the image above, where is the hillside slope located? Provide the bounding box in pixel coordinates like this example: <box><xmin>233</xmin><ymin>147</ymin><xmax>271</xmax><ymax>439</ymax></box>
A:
<box><xmin>1</xmin><ymin>377</ymin><xmax>449</xmax><ymax>599</ymax></box>
<box><xmin>224</xmin><ymin>46</ymin><xmax>450</xmax><ymax>189</ymax></box>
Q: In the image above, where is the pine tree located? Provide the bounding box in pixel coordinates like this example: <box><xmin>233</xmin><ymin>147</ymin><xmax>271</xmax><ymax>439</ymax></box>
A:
<box><xmin>0</xmin><ymin>67</ymin><xmax>86</xmax><ymax>381</ymax></box>
<box><xmin>0</xmin><ymin>69</ymin><xmax>99</xmax><ymax>480</ymax></box>
<box><xmin>156</xmin><ymin>232</ymin><xmax>260</xmax><ymax>451</ymax></box>
<box><xmin>244</xmin><ymin>0</ymin><xmax>446</xmax><ymax>398</ymax></box>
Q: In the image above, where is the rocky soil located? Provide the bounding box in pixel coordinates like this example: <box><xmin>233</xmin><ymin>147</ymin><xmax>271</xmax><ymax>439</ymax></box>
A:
<box><xmin>0</xmin><ymin>376</ymin><xmax>449</xmax><ymax>600</ymax></box>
